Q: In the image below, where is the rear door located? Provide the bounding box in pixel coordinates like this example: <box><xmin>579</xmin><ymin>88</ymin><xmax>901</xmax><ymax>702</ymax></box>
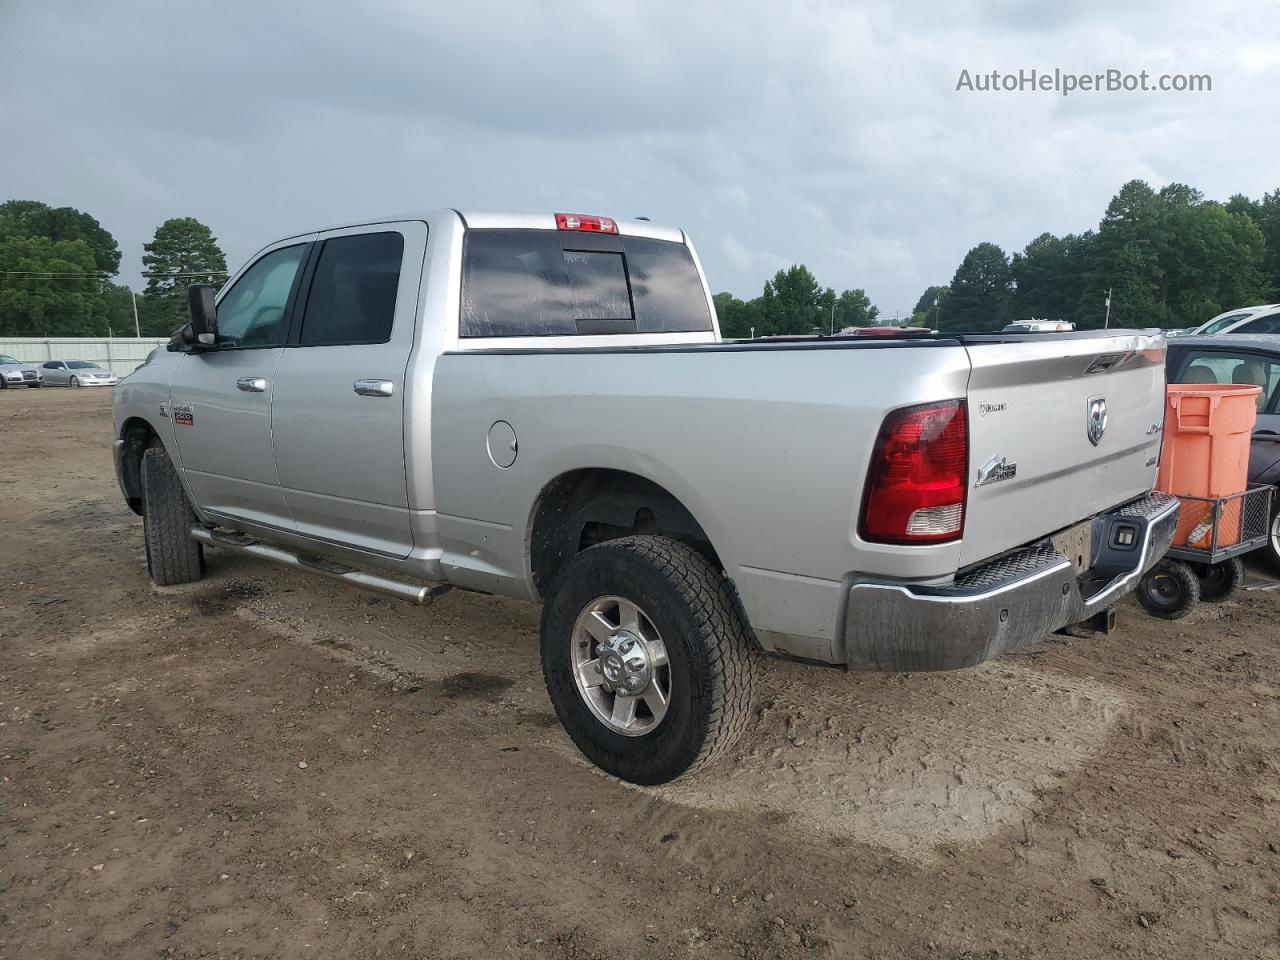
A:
<box><xmin>269</xmin><ymin>221</ymin><xmax>426</xmax><ymax>558</ymax></box>
<box><xmin>959</xmin><ymin>333</ymin><xmax>1166</xmax><ymax>566</ymax></box>
<box><xmin>170</xmin><ymin>239</ymin><xmax>311</xmax><ymax>529</ymax></box>
<box><xmin>1169</xmin><ymin>344</ymin><xmax>1280</xmax><ymax>476</ymax></box>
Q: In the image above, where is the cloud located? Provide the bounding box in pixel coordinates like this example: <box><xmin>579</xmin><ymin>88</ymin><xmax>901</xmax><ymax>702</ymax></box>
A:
<box><xmin>1</xmin><ymin>0</ymin><xmax>1274</xmax><ymax>317</ymax></box>
<box><xmin>722</xmin><ymin>234</ymin><xmax>756</xmax><ymax>272</ymax></box>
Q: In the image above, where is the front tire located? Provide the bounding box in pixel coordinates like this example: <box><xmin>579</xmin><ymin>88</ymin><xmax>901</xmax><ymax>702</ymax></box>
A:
<box><xmin>140</xmin><ymin>445</ymin><xmax>205</xmax><ymax>586</ymax></box>
<box><xmin>1137</xmin><ymin>559</ymin><xmax>1199</xmax><ymax>619</ymax></box>
<box><xmin>540</xmin><ymin>536</ymin><xmax>756</xmax><ymax>785</ymax></box>
<box><xmin>69</xmin><ymin>376</ymin><xmax>80</xmax><ymax>388</ymax></box>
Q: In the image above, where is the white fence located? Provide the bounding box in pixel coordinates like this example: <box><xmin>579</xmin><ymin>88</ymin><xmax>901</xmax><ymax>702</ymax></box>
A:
<box><xmin>0</xmin><ymin>337</ymin><xmax>169</xmax><ymax>377</ymax></box>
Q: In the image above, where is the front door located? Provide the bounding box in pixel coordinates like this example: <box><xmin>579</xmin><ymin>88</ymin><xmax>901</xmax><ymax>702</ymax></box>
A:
<box><xmin>269</xmin><ymin>222</ymin><xmax>425</xmax><ymax>558</ymax></box>
<box><xmin>169</xmin><ymin>240</ymin><xmax>311</xmax><ymax>530</ymax></box>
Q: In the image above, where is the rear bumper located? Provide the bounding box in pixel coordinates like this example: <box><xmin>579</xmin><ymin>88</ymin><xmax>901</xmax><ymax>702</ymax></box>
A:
<box><xmin>842</xmin><ymin>492</ymin><xmax>1179</xmax><ymax>671</ymax></box>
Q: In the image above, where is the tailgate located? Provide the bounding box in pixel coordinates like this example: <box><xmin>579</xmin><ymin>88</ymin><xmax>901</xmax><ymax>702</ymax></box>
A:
<box><xmin>959</xmin><ymin>332</ymin><xmax>1166</xmax><ymax>567</ymax></box>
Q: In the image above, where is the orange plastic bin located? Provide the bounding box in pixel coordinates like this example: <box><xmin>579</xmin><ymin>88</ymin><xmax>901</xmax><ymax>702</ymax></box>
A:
<box><xmin>1157</xmin><ymin>383</ymin><xmax>1261</xmax><ymax>548</ymax></box>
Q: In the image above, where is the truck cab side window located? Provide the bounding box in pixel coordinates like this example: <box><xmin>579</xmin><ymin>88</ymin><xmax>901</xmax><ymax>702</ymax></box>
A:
<box><xmin>298</xmin><ymin>232</ymin><xmax>404</xmax><ymax>346</ymax></box>
<box><xmin>215</xmin><ymin>245</ymin><xmax>306</xmax><ymax>348</ymax></box>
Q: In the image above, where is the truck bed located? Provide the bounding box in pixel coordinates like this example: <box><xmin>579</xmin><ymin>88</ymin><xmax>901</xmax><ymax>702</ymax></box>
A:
<box><xmin>431</xmin><ymin>329</ymin><xmax>1166</xmax><ymax>662</ymax></box>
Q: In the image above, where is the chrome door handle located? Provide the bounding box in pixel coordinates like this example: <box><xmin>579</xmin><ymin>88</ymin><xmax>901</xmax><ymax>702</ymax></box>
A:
<box><xmin>354</xmin><ymin>379</ymin><xmax>394</xmax><ymax>397</ymax></box>
<box><xmin>236</xmin><ymin>377</ymin><xmax>267</xmax><ymax>393</ymax></box>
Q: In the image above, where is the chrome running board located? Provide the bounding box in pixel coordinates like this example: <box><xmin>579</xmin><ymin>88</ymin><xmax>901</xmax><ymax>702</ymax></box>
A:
<box><xmin>189</xmin><ymin>526</ymin><xmax>452</xmax><ymax>606</ymax></box>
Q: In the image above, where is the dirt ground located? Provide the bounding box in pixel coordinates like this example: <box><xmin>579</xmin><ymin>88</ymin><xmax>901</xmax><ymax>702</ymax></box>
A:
<box><xmin>2</xmin><ymin>388</ymin><xmax>1279</xmax><ymax>960</ymax></box>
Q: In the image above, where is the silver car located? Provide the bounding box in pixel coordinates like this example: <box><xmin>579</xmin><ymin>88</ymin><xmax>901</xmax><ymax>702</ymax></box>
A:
<box><xmin>0</xmin><ymin>354</ymin><xmax>43</xmax><ymax>388</ymax></box>
<box><xmin>41</xmin><ymin>360</ymin><xmax>119</xmax><ymax>387</ymax></box>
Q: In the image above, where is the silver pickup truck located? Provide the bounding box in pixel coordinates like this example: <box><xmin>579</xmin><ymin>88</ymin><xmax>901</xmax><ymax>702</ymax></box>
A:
<box><xmin>112</xmin><ymin>209</ymin><xmax>1178</xmax><ymax>784</ymax></box>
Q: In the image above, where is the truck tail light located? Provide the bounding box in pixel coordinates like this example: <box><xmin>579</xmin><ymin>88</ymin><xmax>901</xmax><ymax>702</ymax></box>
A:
<box><xmin>555</xmin><ymin>213</ymin><xmax>618</xmax><ymax>234</ymax></box>
<box><xmin>860</xmin><ymin>400</ymin><xmax>968</xmax><ymax>544</ymax></box>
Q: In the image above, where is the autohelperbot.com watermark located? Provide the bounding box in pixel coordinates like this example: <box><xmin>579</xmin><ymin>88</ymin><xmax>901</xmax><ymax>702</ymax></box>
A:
<box><xmin>956</xmin><ymin>68</ymin><xmax>1211</xmax><ymax>96</ymax></box>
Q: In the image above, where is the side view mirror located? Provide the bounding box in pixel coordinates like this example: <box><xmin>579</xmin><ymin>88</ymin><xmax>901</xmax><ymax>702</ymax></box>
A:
<box><xmin>169</xmin><ymin>285</ymin><xmax>219</xmax><ymax>353</ymax></box>
<box><xmin>188</xmin><ymin>285</ymin><xmax>219</xmax><ymax>347</ymax></box>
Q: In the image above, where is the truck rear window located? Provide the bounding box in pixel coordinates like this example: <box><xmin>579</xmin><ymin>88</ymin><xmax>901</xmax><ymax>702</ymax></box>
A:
<box><xmin>460</xmin><ymin>229</ymin><xmax>712</xmax><ymax>337</ymax></box>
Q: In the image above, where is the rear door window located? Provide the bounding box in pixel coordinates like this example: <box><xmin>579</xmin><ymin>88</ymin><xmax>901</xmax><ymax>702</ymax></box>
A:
<box><xmin>460</xmin><ymin>229</ymin><xmax>712</xmax><ymax>338</ymax></box>
<box><xmin>1235</xmin><ymin>313</ymin><xmax>1280</xmax><ymax>334</ymax></box>
<box><xmin>298</xmin><ymin>232</ymin><xmax>404</xmax><ymax>346</ymax></box>
<box><xmin>1172</xmin><ymin>348</ymin><xmax>1280</xmax><ymax>411</ymax></box>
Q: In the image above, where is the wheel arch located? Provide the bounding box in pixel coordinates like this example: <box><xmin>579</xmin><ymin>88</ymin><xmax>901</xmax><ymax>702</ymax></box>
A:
<box><xmin>527</xmin><ymin>468</ymin><xmax>727</xmax><ymax>599</ymax></box>
<box><xmin>119</xmin><ymin>416</ymin><xmax>166</xmax><ymax>514</ymax></box>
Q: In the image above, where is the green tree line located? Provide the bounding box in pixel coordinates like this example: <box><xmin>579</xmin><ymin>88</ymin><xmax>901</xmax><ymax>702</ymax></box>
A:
<box><xmin>714</xmin><ymin>265</ymin><xmax>879</xmax><ymax>339</ymax></box>
<box><xmin>8</xmin><ymin>179</ymin><xmax>1277</xmax><ymax>340</ymax></box>
<box><xmin>915</xmin><ymin>180</ymin><xmax>1280</xmax><ymax>332</ymax></box>
<box><xmin>0</xmin><ymin>199</ymin><xmax>227</xmax><ymax>337</ymax></box>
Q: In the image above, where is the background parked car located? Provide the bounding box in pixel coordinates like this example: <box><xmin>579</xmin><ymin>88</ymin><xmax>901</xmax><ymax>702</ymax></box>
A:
<box><xmin>1001</xmin><ymin>320</ymin><xmax>1075</xmax><ymax>332</ymax></box>
<box><xmin>1191</xmin><ymin>304</ymin><xmax>1280</xmax><ymax>335</ymax></box>
<box><xmin>838</xmin><ymin>325</ymin><xmax>934</xmax><ymax>337</ymax></box>
<box><xmin>0</xmin><ymin>354</ymin><xmax>43</xmax><ymax>388</ymax></box>
<box><xmin>1166</xmin><ymin>334</ymin><xmax>1280</xmax><ymax>573</ymax></box>
<box><xmin>41</xmin><ymin>360</ymin><xmax>120</xmax><ymax>387</ymax></box>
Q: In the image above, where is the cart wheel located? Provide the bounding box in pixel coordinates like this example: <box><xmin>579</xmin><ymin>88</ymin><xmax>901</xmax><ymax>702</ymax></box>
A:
<box><xmin>1192</xmin><ymin>557</ymin><xmax>1245</xmax><ymax>603</ymax></box>
<box><xmin>1136</xmin><ymin>560</ymin><xmax>1200</xmax><ymax>620</ymax></box>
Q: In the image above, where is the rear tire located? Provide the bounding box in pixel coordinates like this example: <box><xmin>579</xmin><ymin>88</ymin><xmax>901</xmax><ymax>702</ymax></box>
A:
<box><xmin>1136</xmin><ymin>559</ymin><xmax>1199</xmax><ymax>619</ymax></box>
<box><xmin>540</xmin><ymin>535</ymin><xmax>756</xmax><ymax>785</ymax></box>
<box><xmin>141</xmin><ymin>445</ymin><xmax>205</xmax><ymax>586</ymax></box>
<box><xmin>1193</xmin><ymin>557</ymin><xmax>1245</xmax><ymax>602</ymax></box>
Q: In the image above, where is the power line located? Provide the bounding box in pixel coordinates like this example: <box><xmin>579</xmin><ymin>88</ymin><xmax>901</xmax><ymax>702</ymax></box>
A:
<box><xmin>0</xmin><ymin>270</ymin><xmax>228</xmax><ymax>277</ymax></box>
<box><xmin>0</xmin><ymin>271</ymin><xmax>113</xmax><ymax>277</ymax></box>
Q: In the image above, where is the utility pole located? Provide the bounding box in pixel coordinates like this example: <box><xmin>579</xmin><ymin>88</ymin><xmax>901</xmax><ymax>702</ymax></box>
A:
<box><xmin>130</xmin><ymin>291</ymin><xmax>141</xmax><ymax>338</ymax></box>
<box><xmin>830</xmin><ymin>302</ymin><xmax>835</xmax><ymax>335</ymax></box>
<box><xmin>1103</xmin><ymin>288</ymin><xmax>1112</xmax><ymax>328</ymax></box>
<box><xmin>933</xmin><ymin>296</ymin><xmax>940</xmax><ymax>329</ymax></box>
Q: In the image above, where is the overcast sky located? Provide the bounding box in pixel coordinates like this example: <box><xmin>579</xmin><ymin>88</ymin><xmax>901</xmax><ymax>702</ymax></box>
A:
<box><xmin>2</xmin><ymin>0</ymin><xmax>1276</xmax><ymax>318</ymax></box>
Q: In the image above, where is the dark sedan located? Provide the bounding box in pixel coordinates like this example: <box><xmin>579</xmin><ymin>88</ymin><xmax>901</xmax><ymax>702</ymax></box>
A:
<box><xmin>1166</xmin><ymin>334</ymin><xmax>1280</xmax><ymax>573</ymax></box>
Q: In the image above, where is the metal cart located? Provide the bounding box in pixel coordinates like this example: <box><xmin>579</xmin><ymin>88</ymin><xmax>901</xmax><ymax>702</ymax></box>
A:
<box><xmin>1137</xmin><ymin>483</ymin><xmax>1275</xmax><ymax>619</ymax></box>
